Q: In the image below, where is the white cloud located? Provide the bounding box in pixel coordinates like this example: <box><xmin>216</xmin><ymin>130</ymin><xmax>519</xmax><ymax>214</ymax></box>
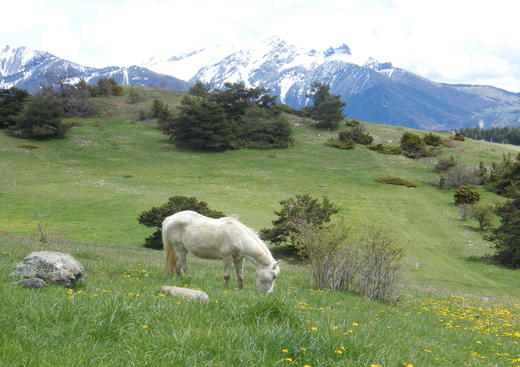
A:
<box><xmin>1</xmin><ymin>0</ymin><xmax>519</xmax><ymax>91</ymax></box>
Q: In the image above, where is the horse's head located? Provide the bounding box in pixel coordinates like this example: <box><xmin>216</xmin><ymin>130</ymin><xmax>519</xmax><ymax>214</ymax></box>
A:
<box><xmin>256</xmin><ymin>260</ymin><xmax>280</xmax><ymax>293</ymax></box>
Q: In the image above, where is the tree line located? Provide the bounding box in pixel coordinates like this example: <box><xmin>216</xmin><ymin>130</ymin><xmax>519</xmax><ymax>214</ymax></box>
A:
<box><xmin>460</xmin><ymin>126</ymin><xmax>520</xmax><ymax>146</ymax></box>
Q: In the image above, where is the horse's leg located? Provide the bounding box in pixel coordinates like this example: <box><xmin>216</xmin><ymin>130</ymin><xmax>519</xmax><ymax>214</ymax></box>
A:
<box><xmin>234</xmin><ymin>257</ymin><xmax>245</xmax><ymax>289</ymax></box>
<box><xmin>176</xmin><ymin>247</ymin><xmax>188</xmax><ymax>276</ymax></box>
<box><xmin>222</xmin><ymin>256</ymin><xmax>233</xmax><ymax>287</ymax></box>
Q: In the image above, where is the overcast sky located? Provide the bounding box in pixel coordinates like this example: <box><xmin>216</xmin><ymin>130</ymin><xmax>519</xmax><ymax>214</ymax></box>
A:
<box><xmin>2</xmin><ymin>0</ymin><xmax>519</xmax><ymax>92</ymax></box>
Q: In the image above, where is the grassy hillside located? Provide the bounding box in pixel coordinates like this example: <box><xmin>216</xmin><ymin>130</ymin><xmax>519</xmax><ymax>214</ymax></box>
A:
<box><xmin>1</xmin><ymin>89</ymin><xmax>519</xmax><ymax>365</ymax></box>
<box><xmin>1</xmin><ymin>89</ymin><xmax>518</xmax><ymax>296</ymax></box>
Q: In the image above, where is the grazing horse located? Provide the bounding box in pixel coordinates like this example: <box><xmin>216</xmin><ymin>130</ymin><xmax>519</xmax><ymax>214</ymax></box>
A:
<box><xmin>162</xmin><ymin>210</ymin><xmax>280</xmax><ymax>293</ymax></box>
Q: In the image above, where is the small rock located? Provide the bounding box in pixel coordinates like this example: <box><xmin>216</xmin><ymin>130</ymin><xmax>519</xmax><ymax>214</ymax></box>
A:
<box><xmin>10</xmin><ymin>251</ymin><xmax>85</xmax><ymax>287</ymax></box>
<box><xmin>161</xmin><ymin>286</ymin><xmax>209</xmax><ymax>301</ymax></box>
<box><xmin>13</xmin><ymin>278</ymin><xmax>47</xmax><ymax>289</ymax></box>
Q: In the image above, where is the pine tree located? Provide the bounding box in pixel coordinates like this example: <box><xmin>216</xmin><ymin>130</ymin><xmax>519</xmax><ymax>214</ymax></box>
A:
<box><xmin>306</xmin><ymin>82</ymin><xmax>346</xmax><ymax>130</ymax></box>
<box><xmin>10</xmin><ymin>93</ymin><xmax>66</xmax><ymax>139</ymax></box>
<box><xmin>0</xmin><ymin>87</ymin><xmax>29</xmax><ymax>128</ymax></box>
<box><xmin>491</xmin><ymin>191</ymin><xmax>520</xmax><ymax>268</ymax></box>
<box><xmin>170</xmin><ymin>95</ymin><xmax>233</xmax><ymax>151</ymax></box>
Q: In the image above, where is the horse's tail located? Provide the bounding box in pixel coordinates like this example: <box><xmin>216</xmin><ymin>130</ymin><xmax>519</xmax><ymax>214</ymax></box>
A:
<box><xmin>162</xmin><ymin>218</ymin><xmax>177</xmax><ymax>274</ymax></box>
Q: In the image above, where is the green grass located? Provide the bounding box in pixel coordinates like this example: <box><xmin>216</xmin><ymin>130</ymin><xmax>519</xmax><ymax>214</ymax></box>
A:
<box><xmin>1</xmin><ymin>234</ymin><xmax>519</xmax><ymax>366</ymax></box>
<box><xmin>1</xmin><ymin>90</ymin><xmax>520</xmax><ymax>365</ymax></box>
<box><xmin>1</xmin><ymin>108</ymin><xmax>519</xmax><ymax>295</ymax></box>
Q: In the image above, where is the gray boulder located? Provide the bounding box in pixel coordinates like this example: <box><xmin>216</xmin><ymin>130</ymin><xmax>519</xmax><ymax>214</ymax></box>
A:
<box><xmin>13</xmin><ymin>278</ymin><xmax>47</xmax><ymax>289</ymax></box>
<box><xmin>161</xmin><ymin>286</ymin><xmax>209</xmax><ymax>301</ymax></box>
<box><xmin>10</xmin><ymin>251</ymin><xmax>85</xmax><ymax>287</ymax></box>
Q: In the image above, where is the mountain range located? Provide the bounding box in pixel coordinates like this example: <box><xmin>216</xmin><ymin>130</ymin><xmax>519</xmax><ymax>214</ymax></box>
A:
<box><xmin>2</xmin><ymin>38</ymin><xmax>520</xmax><ymax>130</ymax></box>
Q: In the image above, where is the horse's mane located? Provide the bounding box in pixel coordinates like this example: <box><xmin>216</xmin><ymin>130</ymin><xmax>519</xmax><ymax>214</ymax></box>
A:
<box><xmin>224</xmin><ymin>215</ymin><xmax>274</xmax><ymax>262</ymax></box>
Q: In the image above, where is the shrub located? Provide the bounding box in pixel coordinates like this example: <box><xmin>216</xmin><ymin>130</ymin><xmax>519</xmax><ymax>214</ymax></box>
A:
<box><xmin>17</xmin><ymin>143</ymin><xmax>39</xmax><ymax>149</ymax></box>
<box><xmin>357</xmin><ymin>229</ymin><xmax>404</xmax><ymax>302</ymax></box>
<box><xmin>434</xmin><ymin>156</ymin><xmax>457</xmax><ymax>173</ymax></box>
<box><xmin>326</xmin><ymin>137</ymin><xmax>355</xmax><ymax>150</ymax></box>
<box><xmin>294</xmin><ymin>223</ymin><xmax>404</xmax><ymax>302</ymax></box>
<box><xmin>235</xmin><ymin>107</ymin><xmax>292</xmax><ymax>149</ymax></box>
<box><xmin>368</xmin><ymin>143</ymin><xmax>402</xmax><ymax>155</ymax></box>
<box><xmin>338</xmin><ymin>126</ymin><xmax>373</xmax><ymax>145</ymax></box>
<box><xmin>423</xmin><ymin>132</ymin><xmax>443</xmax><ymax>146</ymax></box>
<box><xmin>260</xmin><ymin>194</ymin><xmax>339</xmax><ymax>249</ymax></box>
<box><xmin>10</xmin><ymin>93</ymin><xmax>68</xmax><ymax>139</ymax></box>
<box><xmin>452</xmin><ymin>132</ymin><xmax>465</xmax><ymax>141</ymax></box>
<box><xmin>137</xmin><ymin>196</ymin><xmax>225</xmax><ymax>249</ymax></box>
<box><xmin>294</xmin><ymin>221</ymin><xmax>359</xmax><ymax>290</ymax></box>
<box><xmin>442</xmin><ymin>164</ymin><xmax>480</xmax><ymax>188</ymax></box>
<box><xmin>470</xmin><ymin>204</ymin><xmax>494</xmax><ymax>231</ymax></box>
<box><xmin>344</xmin><ymin>119</ymin><xmax>361</xmax><ymax>128</ymax></box>
<box><xmin>454</xmin><ymin>186</ymin><xmax>480</xmax><ymax>205</ymax></box>
<box><xmin>375</xmin><ymin>177</ymin><xmax>417</xmax><ymax>188</ymax></box>
<box><xmin>400</xmin><ymin>132</ymin><xmax>424</xmax><ymax>154</ymax></box>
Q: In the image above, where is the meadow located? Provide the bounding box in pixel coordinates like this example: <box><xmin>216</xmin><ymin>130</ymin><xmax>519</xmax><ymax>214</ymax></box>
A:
<box><xmin>0</xmin><ymin>89</ymin><xmax>519</xmax><ymax>365</ymax></box>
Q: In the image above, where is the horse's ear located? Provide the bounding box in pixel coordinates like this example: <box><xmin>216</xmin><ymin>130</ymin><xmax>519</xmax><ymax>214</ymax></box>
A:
<box><xmin>273</xmin><ymin>260</ymin><xmax>280</xmax><ymax>269</ymax></box>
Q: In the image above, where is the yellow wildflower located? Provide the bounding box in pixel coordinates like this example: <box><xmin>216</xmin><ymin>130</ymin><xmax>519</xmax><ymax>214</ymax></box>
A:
<box><xmin>310</xmin><ymin>327</ymin><xmax>318</xmax><ymax>332</ymax></box>
<box><xmin>282</xmin><ymin>349</ymin><xmax>288</xmax><ymax>353</ymax></box>
<box><xmin>352</xmin><ymin>322</ymin><xmax>359</xmax><ymax>327</ymax></box>
<box><xmin>142</xmin><ymin>324</ymin><xmax>148</xmax><ymax>329</ymax></box>
<box><xmin>283</xmin><ymin>357</ymin><xmax>293</xmax><ymax>362</ymax></box>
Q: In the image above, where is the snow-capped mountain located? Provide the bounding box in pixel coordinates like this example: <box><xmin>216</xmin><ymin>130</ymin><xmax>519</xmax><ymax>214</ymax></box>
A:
<box><xmin>143</xmin><ymin>37</ymin><xmax>520</xmax><ymax>130</ymax></box>
<box><xmin>2</xmin><ymin>40</ymin><xmax>520</xmax><ymax>129</ymax></box>
<box><xmin>0</xmin><ymin>45</ymin><xmax>189</xmax><ymax>93</ymax></box>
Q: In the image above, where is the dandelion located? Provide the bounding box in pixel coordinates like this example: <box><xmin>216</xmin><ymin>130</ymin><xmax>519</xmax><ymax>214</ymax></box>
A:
<box><xmin>303</xmin><ymin>365</ymin><xmax>311</xmax><ymax>367</ymax></box>
<box><xmin>332</xmin><ymin>326</ymin><xmax>338</xmax><ymax>331</ymax></box>
<box><xmin>424</xmin><ymin>349</ymin><xmax>432</xmax><ymax>354</ymax></box>
<box><xmin>476</xmin><ymin>340</ymin><xmax>482</xmax><ymax>344</ymax></box>
<box><xmin>283</xmin><ymin>357</ymin><xmax>293</xmax><ymax>362</ymax></box>
<box><xmin>282</xmin><ymin>349</ymin><xmax>288</xmax><ymax>353</ymax></box>
<box><xmin>310</xmin><ymin>327</ymin><xmax>318</xmax><ymax>332</ymax></box>
<box><xmin>142</xmin><ymin>324</ymin><xmax>148</xmax><ymax>329</ymax></box>
<box><xmin>334</xmin><ymin>349</ymin><xmax>343</xmax><ymax>354</ymax></box>
<box><xmin>352</xmin><ymin>322</ymin><xmax>359</xmax><ymax>327</ymax></box>
<box><xmin>76</xmin><ymin>290</ymin><xmax>84</xmax><ymax>295</ymax></box>
<box><xmin>66</xmin><ymin>289</ymin><xmax>73</xmax><ymax>295</ymax></box>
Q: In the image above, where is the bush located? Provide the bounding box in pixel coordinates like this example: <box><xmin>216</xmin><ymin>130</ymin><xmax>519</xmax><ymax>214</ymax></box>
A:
<box><xmin>260</xmin><ymin>194</ymin><xmax>339</xmax><ymax>249</ymax></box>
<box><xmin>137</xmin><ymin>196</ymin><xmax>225</xmax><ymax>249</ymax></box>
<box><xmin>89</xmin><ymin>78</ymin><xmax>123</xmax><ymax>97</ymax></box>
<box><xmin>454</xmin><ymin>186</ymin><xmax>480</xmax><ymax>205</ymax></box>
<box><xmin>442</xmin><ymin>164</ymin><xmax>480</xmax><ymax>188</ymax></box>
<box><xmin>325</xmin><ymin>137</ymin><xmax>355</xmax><ymax>150</ymax></box>
<box><xmin>434</xmin><ymin>156</ymin><xmax>457</xmax><ymax>173</ymax></box>
<box><xmin>294</xmin><ymin>223</ymin><xmax>404</xmax><ymax>303</ymax></box>
<box><xmin>368</xmin><ymin>143</ymin><xmax>402</xmax><ymax>155</ymax></box>
<box><xmin>452</xmin><ymin>132</ymin><xmax>465</xmax><ymax>141</ymax></box>
<box><xmin>400</xmin><ymin>132</ymin><xmax>424</xmax><ymax>154</ymax></box>
<box><xmin>338</xmin><ymin>126</ymin><xmax>373</xmax><ymax>145</ymax></box>
<box><xmin>375</xmin><ymin>177</ymin><xmax>417</xmax><ymax>188</ymax></box>
<box><xmin>344</xmin><ymin>119</ymin><xmax>361</xmax><ymax>128</ymax></box>
<box><xmin>470</xmin><ymin>204</ymin><xmax>494</xmax><ymax>231</ymax></box>
<box><xmin>235</xmin><ymin>107</ymin><xmax>292</xmax><ymax>149</ymax></box>
<box><xmin>9</xmin><ymin>93</ymin><xmax>68</xmax><ymax>139</ymax></box>
<box><xmin>424</xmin><ymin>132</ymin><xmax>443</xmax><ymax>146</ymax></box>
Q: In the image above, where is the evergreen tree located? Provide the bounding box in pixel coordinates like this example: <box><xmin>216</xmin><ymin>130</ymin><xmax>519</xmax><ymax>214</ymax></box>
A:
<box><xmin>189</xmin><ymin>81</ymin><xmax>211</xmax><ymax>98</ymax></box>
<box><xmin>170</xmin><ymin>95</ymin><xmax>233</xmax><ymax>151</ymax></box>
<box><xmin>208</xmin><ymin>82</ymin><xmax>277</xmax><ymax>119</ymax></box>
<box><xmin>490</xmin><ymin>191</ymin><xmax>520</xmax><ymax>268</ymax></box>
<box><xmin>306</xmin><ymin>82</ymin><xmax>346</xmax><ymax>130</ymax></box>
<box><xmin>10</xmin><ymin>93</ymin><xmax>67</xmax><ymax>139</ymax></box>
<box><xmin>0</xmin><ymin>87</ymin><xmax>29</xmax><ymax>128</ymax></box>
<box><xmin>235</xmin><ymin>107</ymin><xmax>292</xmax><ymax>149</ymax></box>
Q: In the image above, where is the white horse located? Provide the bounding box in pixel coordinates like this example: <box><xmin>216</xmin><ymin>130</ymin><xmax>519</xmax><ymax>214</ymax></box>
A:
<box><xmin>162</xmin><ymin>210</ymin><xmax>280</xmax><ymax>293</ymax></box>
